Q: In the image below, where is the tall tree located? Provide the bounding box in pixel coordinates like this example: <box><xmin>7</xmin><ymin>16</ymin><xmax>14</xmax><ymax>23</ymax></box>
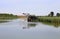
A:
<box><xmin>50</xmin><ymin>11</ymin><xmax>54</xmax><ymax>17</ymax></box>
<box><xmin>56</xmin><ymin>13</ymin><xmax>60</xmax><ymax>17</ymax></box>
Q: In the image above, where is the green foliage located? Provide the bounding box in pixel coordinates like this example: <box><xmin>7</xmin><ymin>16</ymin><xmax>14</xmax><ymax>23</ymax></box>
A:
<box><xmin>0</xmin><ymin>13</ymin><xmax>18</xmax><ymax>20</ymax></box>
<box><xmin>38</xmin><ymin>16</ymin><xmax>60</xmax><ymax>26</ymax></box>
<box><xmin>48</xmin><ymin>11</ymin><xmax>54</xmax><ymax>17</ymax></box>
<box><xmin>56</xmin><ymin>13</ymin><xmax>60</xmax><ymax>17</ymax></box>
<box><xmin>50</xmin><ymin>11</ymin><xmax>54</xmax><ymax>16</ymax></box>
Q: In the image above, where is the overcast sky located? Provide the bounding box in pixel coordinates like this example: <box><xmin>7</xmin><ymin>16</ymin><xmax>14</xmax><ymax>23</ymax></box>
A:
<box><xmin>0</xmin><ymin>0</ymin><xmax>60</xmax><ymax>16</ymax></box>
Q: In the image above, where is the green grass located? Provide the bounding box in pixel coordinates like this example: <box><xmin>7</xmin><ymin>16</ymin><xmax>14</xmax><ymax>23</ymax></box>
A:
<box><xmin>0</xmin><ymin>14</ymin><xmax>18</xmax><ymax>20</ymax></box>
<box><xmin>38</xmin><ymin>16</ymin><xmax>60</xmax><ymax>27</ymax></box>
<box><xmin>0</xmin><ymin>14</ymin><xmax>18</xmax><ymax>23</ymax></box>
<box><xmin>38</xmin><ymin>16</ymin><xmax>60</xmax><ymax>22</ymax></box>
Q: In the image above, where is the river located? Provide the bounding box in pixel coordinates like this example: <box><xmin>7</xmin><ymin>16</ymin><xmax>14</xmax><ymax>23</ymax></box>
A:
<box><xmin>0</xmin><ymin>19</ymin><xmax>60</xmax><ymax>39</ymax></box>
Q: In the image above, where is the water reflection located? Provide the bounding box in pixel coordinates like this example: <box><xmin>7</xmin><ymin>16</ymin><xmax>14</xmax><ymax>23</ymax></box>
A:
<box><xmin>0</xmin><ymin>19</ymin><xmax>16</xmax><ymax>23</ymax></box>
<box><xmin>23</xmin><ymin>22</ymin><xmax>37</xmax><ymax>29</ymax></box>
<box><xmin>42</xmin><ymin>22</ymin><xmax>60</xmax><ymax>28</ymax></box>
<box><xmin>0</xmin><ymin>21</ymin><xmax>10</xmax><ymax>23</ymax></box>
<box><xmin>0</xmin><ymin>19</ymin><xmax>60</xmax><ymax>39</ymax></box>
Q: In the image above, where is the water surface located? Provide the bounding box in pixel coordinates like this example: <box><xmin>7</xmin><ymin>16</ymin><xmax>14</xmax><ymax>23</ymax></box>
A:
<box><xmin>0</xmin><ymin>19</ymin><xmax>60</xmax><ymax>39</ymax></box>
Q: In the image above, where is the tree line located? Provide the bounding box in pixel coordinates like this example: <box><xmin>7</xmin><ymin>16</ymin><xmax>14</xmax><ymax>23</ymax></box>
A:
<box><xmin>0</xmin><ymin>13</ymin><xmax>17</xmax><ymax>17</ymax></box>
<box><xmin>48</xmin><ymin>11</ymin><xmax>60</xmax><ymax>17</ymax></box>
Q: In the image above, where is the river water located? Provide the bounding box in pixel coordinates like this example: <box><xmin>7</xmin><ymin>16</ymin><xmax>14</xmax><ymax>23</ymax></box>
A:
<box><xmin>0</xmin><ymin>19</ymin><xmax>60</xmax><ymax>39</ymax></box>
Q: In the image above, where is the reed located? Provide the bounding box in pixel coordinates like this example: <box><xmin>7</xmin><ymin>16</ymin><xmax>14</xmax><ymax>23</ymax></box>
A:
<box><xmin>38</xmin><ymin>16</ymin><xmax>60</xmax><ymax>26</ymax></box>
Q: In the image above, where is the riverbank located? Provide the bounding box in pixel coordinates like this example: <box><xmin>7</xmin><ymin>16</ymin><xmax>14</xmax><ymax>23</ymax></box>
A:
<box><xmin>38</xmin><ymin>16</ymin><xmax>60</xmax><ymax>26</ymax></box>
<box><xmin>0</xmin><ymin>14</ymin><xmax>18</xmax><ymax>23</ymax></box>
<box><xmin>0</xmin><ymin>14</ymin><xmax>18</xmax><ymax>19</ymax></box>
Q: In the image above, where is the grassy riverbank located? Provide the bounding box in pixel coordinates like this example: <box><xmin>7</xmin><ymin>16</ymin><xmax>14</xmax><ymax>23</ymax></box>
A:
<box><xmin>0</xmin><ymin>14</ymin><xmax>18</xmax><ymax>20</ymax></box>
<box><xmin>38</xmin><ymin>16</ymin><xmax>60</xmax><ymax>26</ymax></box>
<box><xmin>0</xmin><ymin>13</ymin><xmax>18</xmax><ymax>23</ymax></box>
<box><xmin>38</xmin><ymin>16</ymin><xmax>60</xmax><ymax>22</ymax></box>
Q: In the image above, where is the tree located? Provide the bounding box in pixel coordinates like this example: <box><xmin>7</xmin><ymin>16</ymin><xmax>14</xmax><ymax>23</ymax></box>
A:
<box><xmin>56</xmin><ymin>13</ymin><xmax>60</xmax><ymax>17</ymax></box>
<box><xmin>50</xmin><ymin>11</ymin><xmax>54</xmax><ymax>17</ymax></box>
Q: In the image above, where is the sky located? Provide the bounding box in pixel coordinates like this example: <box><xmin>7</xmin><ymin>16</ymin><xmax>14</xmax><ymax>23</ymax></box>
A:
<box><xmin>0</xmin><ymin>0</ymin><xmax>60</xmax><ymax>16</ymax></box>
